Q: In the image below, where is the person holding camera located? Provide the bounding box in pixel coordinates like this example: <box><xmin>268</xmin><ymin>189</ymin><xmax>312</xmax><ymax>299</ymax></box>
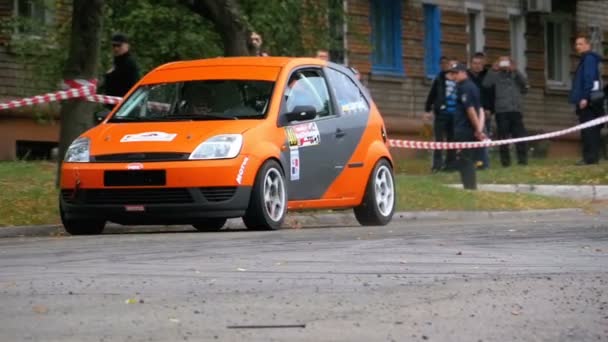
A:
<box><xmin>482</xmin><ymin>56</ymin><xmax>529</xmax><ymax>167</ymax></box>
<box><xmin>570</xmin><ymin>33</ymin><xmax>604</xmax><ymax>165</ymax></box>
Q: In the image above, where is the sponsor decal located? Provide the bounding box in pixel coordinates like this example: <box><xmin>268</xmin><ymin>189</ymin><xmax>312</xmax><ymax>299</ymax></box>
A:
<box><xmin>340</xmin><ymin>100</ymin><xmax>368</xmax><ymax>114</ymax></box>
<box><xmin>286</xmin><ymin>127</ymin><xmax>298</xmax><ymax>147</ymax></box>
<box><xmin>292</xmin><ymin>122</ymin><xmax>320</xmax><ymax>147</ymax></box>
<box><xmin>236</xmin><ymin>156</ymin><xmax>249</xmax><ymax>184</ymax></box>
<box><xmin>290</xmin><ymin>149</ymin><xmax>300</xmax><ymax>181</ymax></box>
<box><xmin>125</xmin><ymin>205</ymin><xmax>145</xmax><ymax>212</ymax></box>
<box><xmin>127</xmin><ymin>163</ymin><xmax>144</xmax><ymax>170</ymax></box>
<box><xmin>120</xmin><ymin>131</ymin><xmax>177</xmax><ymax>143</ymax></box>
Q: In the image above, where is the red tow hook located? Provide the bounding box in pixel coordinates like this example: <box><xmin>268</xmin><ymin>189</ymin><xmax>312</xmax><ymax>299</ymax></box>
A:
<box><xmin>71</xmin><ymin>179</ymin><xmax>81</xmax><ymax>200</ymax></box>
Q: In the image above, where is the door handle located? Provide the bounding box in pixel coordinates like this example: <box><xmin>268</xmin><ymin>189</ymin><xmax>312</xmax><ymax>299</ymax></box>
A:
<box><xmin>335</xmin><ymin>128</ymin><xmax>346</xmax><ymax>138</ymax></box>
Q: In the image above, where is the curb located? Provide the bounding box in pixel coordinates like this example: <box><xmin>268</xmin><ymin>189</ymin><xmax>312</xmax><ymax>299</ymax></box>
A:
<box><xmin>0</xmin><ymin>208</ymin><xmax>589</xmax><ymax>239</ymax></box>
<box><xmin>448</xmin><ymin>184</ymin><xmax>608</xmax><ymax>200</ymax></box>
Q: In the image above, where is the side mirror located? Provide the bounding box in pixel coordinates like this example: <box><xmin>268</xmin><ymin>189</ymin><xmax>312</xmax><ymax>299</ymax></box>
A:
<box><xmin>94</xmin><ymin>109</ymin><xmax>111</xmax><ymax>124</ymax></box>
<box><xmin>285</xmin><ymin>105</ymin><xmax>317</xmax><ymax>122</ymax></box>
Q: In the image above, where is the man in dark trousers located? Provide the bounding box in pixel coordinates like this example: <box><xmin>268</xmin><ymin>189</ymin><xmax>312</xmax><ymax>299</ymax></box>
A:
<box><xmin>103</xmin><ymin>33</ymin><xmax>140</xmax><ymax>100</ymax></box>
<box><xmin>483</xmin><ymin>56</ymin><xmax>529</xmax><ymax>167</ymax></box>
<box><xmin>424</xmin><ymin>56</ymin><xmax>457</xmax><ymax>172</ymax></box>
<box><xmin>448</xmin><ymin>62</ymin><xmax>487</xmax><ymax>190</ymax></box>
<box><xmin>467</xmin><ymin>52</ymin><xmax>491</xmax><ymax>169</ymax></box>
<box><xmin>570</xmin><ymin>33</ymin><xmax>604</xmax><ymax>165</ymax></box>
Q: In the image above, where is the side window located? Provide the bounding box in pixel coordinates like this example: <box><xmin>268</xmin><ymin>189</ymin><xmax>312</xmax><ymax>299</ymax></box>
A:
<box><xmin>325</xmin><ymin>68</ymin><xmax>369</xmax><ymax>115</ymax></box>
<box><xmin>285</xmin><ymin>69</ymin><xmax>333</xmax><ymax>118</ymax></box>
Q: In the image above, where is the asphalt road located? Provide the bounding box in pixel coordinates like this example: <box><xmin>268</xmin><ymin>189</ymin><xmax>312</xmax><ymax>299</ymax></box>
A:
<box><xmin>0</xmin><ymin>212</ymin><xmax>607</xmax><ymax>342</ymax></box>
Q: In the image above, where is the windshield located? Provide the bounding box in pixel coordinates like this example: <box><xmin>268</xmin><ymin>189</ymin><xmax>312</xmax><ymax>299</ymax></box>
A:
<box><xmin>109</xmin><ymin>80</ymin><xmax>274</xmax><ymax>122</ymax></box>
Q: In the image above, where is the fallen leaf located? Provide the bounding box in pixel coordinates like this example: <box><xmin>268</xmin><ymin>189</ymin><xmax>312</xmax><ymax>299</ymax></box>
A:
<box><xmin>125</xmin><ymin>298</ymin><xmax>138</xmax><ymax>304</ymax></box>
<box><xmin>32</xmin><ymin>305</ymin><xmax>48</xmax><ymax>314</ymax></box>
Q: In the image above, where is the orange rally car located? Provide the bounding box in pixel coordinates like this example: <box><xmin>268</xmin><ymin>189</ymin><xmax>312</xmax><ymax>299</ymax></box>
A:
<box><xmin>60</xmin><ymin>57</ymin><xmax>395</xmax><ymax>234</ymax></box>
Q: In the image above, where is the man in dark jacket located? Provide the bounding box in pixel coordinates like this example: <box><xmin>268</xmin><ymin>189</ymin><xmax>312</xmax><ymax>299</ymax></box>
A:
<box><xmin>467</xmin><ymin>52</ymin><xmax>492</xmax><ymax>170</ymax></box>
<box><xmin>483</xmin><ymin>56</ymin><xmax>529</xmax><ymax>167</ymax></box>
<box><xmin>448</xmin><ymin>62</ymin><xmax>487</xmax><ymax>190</ymax></box>
<box><xmin>103</xmin><ymin>33</ymin><xmax>140</xmax><ymax>99</ymax></box>
<box><xmin>569</xmin><ymin>33</ymin><xmax>604</xmax><ymax>165</ymax></box>
<box><xmin>424</xmin><ymin>56</ymin><xmax>457</xmax><ymax>172</ymax></box>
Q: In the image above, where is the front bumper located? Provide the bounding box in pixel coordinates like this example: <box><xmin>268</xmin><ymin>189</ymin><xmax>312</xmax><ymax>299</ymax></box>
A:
<box><xmin>60</xmin><ymin>186</ymin><xmax>252</xmax><ymax>225</ymax></box>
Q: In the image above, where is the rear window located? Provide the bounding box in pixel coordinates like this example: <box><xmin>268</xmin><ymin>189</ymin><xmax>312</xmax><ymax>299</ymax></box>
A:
<box><xmin>109</xmin><ymin>80</ymin><xmax>274</xmax><ymax>122</ymax></box>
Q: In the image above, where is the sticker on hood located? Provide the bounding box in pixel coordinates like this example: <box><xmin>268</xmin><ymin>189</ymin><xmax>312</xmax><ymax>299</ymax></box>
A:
<box><xmin>120</xmin><ymin>132</ymin><xmax>177</xmax><ymax>143</ymax></box>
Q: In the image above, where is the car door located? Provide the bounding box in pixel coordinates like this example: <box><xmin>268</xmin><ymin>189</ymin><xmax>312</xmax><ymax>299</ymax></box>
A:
<box><xmin>323</xmin><ymin>66</ymin><xmax>371</xmax><ymax>197</ymax></box>
<box><xmin>280</xmin><ymin>68</ymin><xmax>341</xmax><ymax>201</ymax></box>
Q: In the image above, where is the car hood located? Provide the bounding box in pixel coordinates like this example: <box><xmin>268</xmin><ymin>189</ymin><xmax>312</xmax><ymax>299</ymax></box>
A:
<box><xmin>87</xmin><ymin>120</ymin><xmax>258</xmax><ymax>156</ymax></box>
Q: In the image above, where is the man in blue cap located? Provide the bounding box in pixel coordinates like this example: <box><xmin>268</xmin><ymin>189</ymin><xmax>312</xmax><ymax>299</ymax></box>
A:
<box><xmin>448</xmin><ymin>62</ymin><xmax>487</xmax><ymax>190</ymax></box>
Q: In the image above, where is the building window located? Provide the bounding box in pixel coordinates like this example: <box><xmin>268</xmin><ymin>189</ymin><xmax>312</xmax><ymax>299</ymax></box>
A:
<box><xmin>423</xmin><ymin>4</ymin><xmax>441</xmax><ymax>79</ymax></box>
<box><xmin>509</xmin><ymin>14</ymin><xmax>526</xmax><ymax>75</ymax></box>
<box><xmin>545</xmin><ymin>17</ymin><xmax>571</xmax><ymax>87</ymax></box>
<box><xmin>370</xmin><ymin>0</ymin><xmax>403</xmax><ymax>76</ymax></box>
<box><xmin>589</xmin><ymin>25</ymin><xmax>603</xmax><ymax>55</ymax></box>
<box><xmin>14</xmin><ymin>0</ymin><xmax>53</xmax><ymax>34</ymax></box>
<box><xmin>466</xmin><ymin>6</ymin><xmax>484</xmax><ymax>60</ymax></box>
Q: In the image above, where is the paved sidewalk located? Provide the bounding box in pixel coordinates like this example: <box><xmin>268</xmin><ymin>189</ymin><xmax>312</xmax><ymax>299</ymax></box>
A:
<box><xmin>0</xmin><ymin>208</ymin><xmax>590</xmax><ymax>238</ymax></box>
<box><xmin>448</xmin><ymin>184</ymin><xmax>608</xmax><ymax>200</ymax></box>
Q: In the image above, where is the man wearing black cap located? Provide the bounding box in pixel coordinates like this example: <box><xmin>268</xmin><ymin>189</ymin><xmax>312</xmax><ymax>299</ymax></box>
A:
<box><xmin>102</xmin><ymin>33</ymin><xmax>140</xmax><ymax>100</ymax></box>
<box><xmin>448</xmin><ymin>62</ymin><xmax>487</xmax><ymax>190</ymax></box>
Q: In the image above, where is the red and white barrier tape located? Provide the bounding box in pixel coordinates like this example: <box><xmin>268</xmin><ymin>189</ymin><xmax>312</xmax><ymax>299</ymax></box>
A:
<box><xmin>1</xmin><ymin>84</ymin><xmax>606</xmax><ymax>150</ymax></box>
<box><xmin>388</xmin><ymin>114</ymin><xmax>608</xmax><ymax>149</ymax></box>
<box><xmin>84</xmin><ymin>94</ymin><xmax>122</xmax><ymax>105</ymax></box>
<box><xmin>0</xmin><ymin>85</ymin><xmax>96</xmax><ymax>110</ymax></box>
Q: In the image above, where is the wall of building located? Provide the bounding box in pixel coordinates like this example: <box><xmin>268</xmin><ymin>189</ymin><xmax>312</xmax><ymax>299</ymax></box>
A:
<box><xmin>346</xmin><ymin>0</ymin><xmax>608</xmax><ymax>159</ymax></box>
<box><xmin>0</xmin><ymin>117</ymin><xmax>59</xmax><ymax>160</ymax></box>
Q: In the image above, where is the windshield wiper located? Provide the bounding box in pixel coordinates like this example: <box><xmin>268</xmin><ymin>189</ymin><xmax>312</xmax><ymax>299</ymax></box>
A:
<box><xmin>164</xmin><ymin>114</ymin><xmax>238</xmax><ymax>120</ymax></box>
<box><xmin>236</xmin><ymin>115</ymin><xmax>264</xmax><ymax>119</ymax></box>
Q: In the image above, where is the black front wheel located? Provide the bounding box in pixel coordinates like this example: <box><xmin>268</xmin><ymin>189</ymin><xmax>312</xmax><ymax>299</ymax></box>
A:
<box><xmin>60</xmin><ymin>203</ymin><xmax>105</xmax><ymax>235</ymax></box>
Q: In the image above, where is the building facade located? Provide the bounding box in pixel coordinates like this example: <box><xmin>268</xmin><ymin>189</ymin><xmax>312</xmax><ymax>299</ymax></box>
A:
<box><xmin>344</xmin><ymin>0</ymin><xmax>608</xmax><ymax>158</ymax></box>
<box><xmin>0</xmin><ymin>0</ymin><xmax>70</xmax><ymax>160</ymax></box>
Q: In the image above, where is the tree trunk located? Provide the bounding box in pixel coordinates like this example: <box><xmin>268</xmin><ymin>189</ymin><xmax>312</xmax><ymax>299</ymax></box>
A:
<box><xmin>57</xmin><ymin>0</ymin><xmax>104</xmax><ymax>185</ymax></box>
<box><xmin>180</xmin><ymin>0</ymin><xmax>250</xmax><ymax>56</ymax></box>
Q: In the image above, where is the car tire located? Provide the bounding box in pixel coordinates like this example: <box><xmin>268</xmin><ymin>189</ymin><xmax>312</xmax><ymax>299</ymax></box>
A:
<box><xmin>354</xmin><ymin>158</ymin><xmax>395</xmax><ymax>226</ymax></box>
<box><xmin>192</xmin><ymin>218</ymin><xmax>227</xmax><ymax>232</ymax></box>
<box><xmin>243</xmin><ymin>160</ymin><xmax>287</xmax><ymax>230</ymax></box>
<box><xmin>60</xmin><ymin>203</ymin><xmax>106</xmax><ymax>235</ymax></box>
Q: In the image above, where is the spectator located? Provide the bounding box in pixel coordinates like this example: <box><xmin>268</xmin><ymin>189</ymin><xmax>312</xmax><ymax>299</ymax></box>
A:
<box><xmin>316</xmin><ymin>49</ymin><xmax>329</xmax><ymax>61</ymax></box>
<box><xmin>448</xmin><ymin>62</ymin><xmax>487</xmax><ymax>190</ymax></box>
<box><xmin>424</xmin><ymin>56</ymin><xmax>458</xmax><ymax>172</ymax></box>
<box><xmin>102</xmin><ymin>33</ymin><xmax>140</xmax><ymax>99</ymax></box>
<box><xmin>468</xmin><ymin>52</ymin><xmax>491</xmax><ymax>170</ymax></box>
<box><xmin>248</xmin><ymin>32</ymin><xmax>269</xmax><ymax>56</ymax></box>
<box><xmin>483</xmin><ymin>56</ymin><xmax>529</xmax><ymax>167</ymax></box>
<box><xmin>570</xmin><ymin>33</ymin><xmax>604</xmax><ymax>165</ymax></box>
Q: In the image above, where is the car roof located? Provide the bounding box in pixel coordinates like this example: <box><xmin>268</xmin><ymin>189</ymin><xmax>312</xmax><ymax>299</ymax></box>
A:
<box><xmin>139</xmin><ymin>57</ymin><xmax>330</xmax><ymax>84</ymax></box>
<box><xmin>154</xmin><ymin>57</ymin><xmax>326</xmax><ymax>71</ymax></box>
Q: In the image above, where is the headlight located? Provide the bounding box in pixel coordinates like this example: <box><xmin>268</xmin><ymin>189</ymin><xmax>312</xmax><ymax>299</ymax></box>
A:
<box><xmin>64</xmin><ymin>137</ymin><xmax>90</xmax><ymax>162</ymax></box>
<box><xmin>189</xmin><ymin>134</ymin><xmax>243</xmax><ymax>160</ymax></box>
